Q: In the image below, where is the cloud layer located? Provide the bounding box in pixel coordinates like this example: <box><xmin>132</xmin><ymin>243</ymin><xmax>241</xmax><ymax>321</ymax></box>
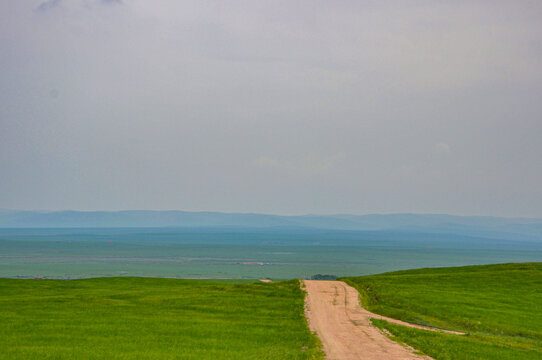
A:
<box><xmin>1</xmin><ymin>1</ymin><xmax>542</xmax><ymax>216</ymax></box>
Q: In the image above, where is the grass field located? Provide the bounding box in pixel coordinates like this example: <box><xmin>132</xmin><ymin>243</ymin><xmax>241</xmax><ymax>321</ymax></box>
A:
<box><xmin>0</xmin><ymin>278</ymin><xmax>323</xmax><ymax>359</ymax></box>
<box><xmin>343</xmin><ymin>263</ymin><xmax>542</xmax><ymax>359</ymax></box>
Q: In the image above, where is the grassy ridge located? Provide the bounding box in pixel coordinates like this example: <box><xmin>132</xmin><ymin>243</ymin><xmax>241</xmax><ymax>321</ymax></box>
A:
<box><xmin>343</xmin><ymin>263</ymin><xmax>542</xmax><ymax>359</ymax></box>
<box><xmin>0</xmin><ymin>278</ymin><xmax>323</xmax><ymax>360</ymax></box>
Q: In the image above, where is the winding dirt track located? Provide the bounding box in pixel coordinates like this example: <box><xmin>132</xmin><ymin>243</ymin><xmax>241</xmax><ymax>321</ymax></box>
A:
<box><xmin>303</xmin><ymin>280</ymin><xmax>459</xmax><ymax>360</ymax></box>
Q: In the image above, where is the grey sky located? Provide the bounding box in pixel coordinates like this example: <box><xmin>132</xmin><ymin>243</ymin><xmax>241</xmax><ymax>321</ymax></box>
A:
<box><xmin>1</xmin><ymin>0</ymin><xmax>541</xmax><ymax>216</ymax></box>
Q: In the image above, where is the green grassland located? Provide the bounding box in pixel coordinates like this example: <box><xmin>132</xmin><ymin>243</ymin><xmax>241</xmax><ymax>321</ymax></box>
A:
<box><xmin>343</xmin><ymin>263</ymin><xmax>542</xmax><ymax>359</ymax></box>
<box><xmin>0</xmin><ymin>278</ymin><xmax>323</xmax><ymax>360</ymax></box>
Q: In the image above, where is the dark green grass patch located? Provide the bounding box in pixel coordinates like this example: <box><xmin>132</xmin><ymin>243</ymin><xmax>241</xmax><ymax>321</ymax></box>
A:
<box><xmin>0</xmin><ymin>278</ymin><xmax>323</xmax><ymax>359</ymax></box>
<box><xmin>343</xmin><ymin>263</ymin><xmax>542</xmax><ymax>359</ymax></box>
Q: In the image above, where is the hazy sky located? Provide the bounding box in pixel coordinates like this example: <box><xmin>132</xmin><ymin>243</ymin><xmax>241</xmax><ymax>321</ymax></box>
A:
<box><xmin>1</xmin><ymin>1</ymin><xmax>542</xmax><ymax>216</ymax></box>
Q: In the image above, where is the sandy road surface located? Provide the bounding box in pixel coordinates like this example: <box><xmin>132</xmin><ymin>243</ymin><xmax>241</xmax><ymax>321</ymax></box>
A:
<box><xmin>304</xmin><ymin>280</ymin><xmax>437</xmax><ymax>360</ymax></box>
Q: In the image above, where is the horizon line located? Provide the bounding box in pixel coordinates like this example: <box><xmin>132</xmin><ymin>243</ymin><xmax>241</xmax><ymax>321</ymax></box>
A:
<box><xmin>1</xmin><ymin>208</ymin><xmax>541</xmax><ymax>220</ymax></box>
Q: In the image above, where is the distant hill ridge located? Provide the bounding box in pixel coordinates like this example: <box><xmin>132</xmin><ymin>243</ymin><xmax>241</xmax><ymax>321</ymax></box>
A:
<box><xmin>0</xmin><ymin>210</ymin><xmax>541</xmax><ymax>241</ymax></box>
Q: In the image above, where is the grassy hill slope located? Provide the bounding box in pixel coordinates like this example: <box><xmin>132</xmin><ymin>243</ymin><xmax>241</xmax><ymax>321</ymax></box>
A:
<box><xmin>343</xmin><ymin>263</ymin><xmax>542</xmax><ymax>359</ymax></box>
<box><xmin>0</xmin><ymin>278</ymin><xmax>323</xmax><ymax>360</ymax></box>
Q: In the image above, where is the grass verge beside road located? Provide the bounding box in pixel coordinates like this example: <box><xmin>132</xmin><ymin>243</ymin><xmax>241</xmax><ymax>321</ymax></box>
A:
<box><xmin>343</xmin><ymin>263</ymin><xmax>542</xmax><ymax>359</ymax></box>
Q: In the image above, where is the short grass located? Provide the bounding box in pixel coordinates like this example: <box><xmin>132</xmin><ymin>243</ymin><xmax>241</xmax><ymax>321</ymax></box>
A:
<box><xmin>0</xmin><ymin>278</ymin><xmax>323</xmax><ymax>360</ymax></box>
<box><xmin>343</xmin><ymin>263</ymin><xmax>542</xmax><ymax>359</ymax></box>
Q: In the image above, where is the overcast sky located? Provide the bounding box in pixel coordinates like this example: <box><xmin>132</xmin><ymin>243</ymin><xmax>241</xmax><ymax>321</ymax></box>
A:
<box><xmin>1</xmin><ymin>1</ymin><xmax>541</xmax><ymax>216</ymax></box>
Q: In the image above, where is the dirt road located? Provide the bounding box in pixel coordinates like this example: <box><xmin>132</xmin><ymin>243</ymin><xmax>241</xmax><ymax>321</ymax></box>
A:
<box><xmin>304</xmin><ymin>280</ymin><xmax>443</xmax><ymax>360</ymax></box>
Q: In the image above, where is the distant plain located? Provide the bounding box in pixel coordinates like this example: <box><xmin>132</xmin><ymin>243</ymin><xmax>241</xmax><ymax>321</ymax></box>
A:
<box><xmin>1</xmin><ymin>227</ymin><xmax>541</xmax><ymax>279</ymax></box>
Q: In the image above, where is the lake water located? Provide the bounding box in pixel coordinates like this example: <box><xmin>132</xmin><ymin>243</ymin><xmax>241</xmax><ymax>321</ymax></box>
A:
<box><xmin>1</xmin><ymin>227</ymin><xmax>541</xmax><ymax>279</ymax></box>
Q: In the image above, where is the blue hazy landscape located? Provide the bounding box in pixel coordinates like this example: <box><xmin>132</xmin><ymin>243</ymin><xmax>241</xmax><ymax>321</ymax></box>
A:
<box><xmin>1</xmin><ymin>210</ymin><xmax>541</xmax><ymax>279</ymax></box>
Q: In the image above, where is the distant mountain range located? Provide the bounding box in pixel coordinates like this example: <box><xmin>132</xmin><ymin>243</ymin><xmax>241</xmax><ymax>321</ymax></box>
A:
<box><xmin>0</xmin><ymin>210</ymin><xmax>541</xmax><ymax>242</ymax></box>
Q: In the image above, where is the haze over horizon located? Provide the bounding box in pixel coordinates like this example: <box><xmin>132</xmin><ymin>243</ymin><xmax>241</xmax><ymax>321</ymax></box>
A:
<box><xmin>2</xmin><ymin>208</ymin><xmax>542</xmax><ymax>220</ymax></box>
<box><xmin>2</xmin><ymin>1</ymin><xmax>542</xmax><ymax>217</ymax></box>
